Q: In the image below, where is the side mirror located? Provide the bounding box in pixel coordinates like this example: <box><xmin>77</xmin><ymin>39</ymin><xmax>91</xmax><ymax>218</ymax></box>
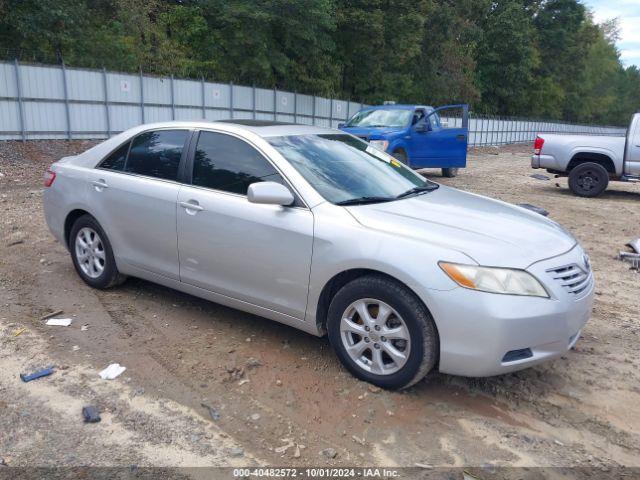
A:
<box><xmin>247</xmin><ymin>181</ymin><xmax>294</xmax><ymax>206</ymax></box>
<box><xmin>337</xmin><ymin>122</ymin><xmax>345</xmax><ymax>129</ymax></box>
<box><xmin>415</xmin><ymin>122</ymin><xmax>428</xmax><ymax>133</ymax></box>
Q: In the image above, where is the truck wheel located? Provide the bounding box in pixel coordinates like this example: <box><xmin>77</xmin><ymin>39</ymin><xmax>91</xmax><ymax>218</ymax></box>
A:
<box><xmin>442</xmin><ymin>168</ymin><xmax>459</xmax><ymax>178</ymax></box>
<box><xmin>568</xmin><ymin>162</ymin><xmax>609</xmax><ymax>197</ymax></box>
<box><xmin>392</xmin><ymin>150</ymin><xmax>408</xmax><ymax>165</ymax></box>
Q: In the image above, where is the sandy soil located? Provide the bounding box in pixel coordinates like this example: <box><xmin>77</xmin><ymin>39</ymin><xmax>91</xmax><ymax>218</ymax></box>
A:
<box><xmin>0</xmin><ymin>140</ymin><xmax>639</xmax><ymax>475</ymax></box>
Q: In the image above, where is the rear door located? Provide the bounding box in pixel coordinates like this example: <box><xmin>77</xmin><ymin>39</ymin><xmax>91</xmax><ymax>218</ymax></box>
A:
<box><xmin>176</xmin><ymin>130</ymin><xmax>314</xmax><ymax>319</ymax></box>
<box><xmin>408</xmin><ymin>104</ymin><xmax>468</xmax><ymax>168</ymax></box>
<box><xmin>87</xmin><ymin>129</ymin><xmax>190</xmax><ymax>280</ymax></box>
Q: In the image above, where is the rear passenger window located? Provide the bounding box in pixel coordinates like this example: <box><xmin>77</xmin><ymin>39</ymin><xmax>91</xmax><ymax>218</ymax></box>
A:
<box><xmin>125</xmin><ymin>130</ymin><xmax>188</xmax><ymax>181</ymax></box>
<box><xmin>99</xmin><ymin>142</ymin><xmax>129</xmax><ymax>171</ymax></box>
<box><xmin>193</xmin><ymin>131</ymin><xmax>284</xmax><ymax>195</ymax></box>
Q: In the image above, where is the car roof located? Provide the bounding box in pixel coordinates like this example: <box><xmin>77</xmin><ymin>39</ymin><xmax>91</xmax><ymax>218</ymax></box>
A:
<box><xmin>358</xmin><ymin>104</ymin><xmax>432</xmax><ymax>111</ymax></box>
<box><xmin>118</xmin><ymin>120</ymin><xmax>341</xmax><ymax>138</ymax></box>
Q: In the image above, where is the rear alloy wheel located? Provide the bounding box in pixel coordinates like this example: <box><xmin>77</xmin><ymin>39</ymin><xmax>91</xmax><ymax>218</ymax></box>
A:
<box><xmin>69</xmin><ymin>214</ymin><xmax>126</xmax><ymax>289</ymax></box>
<box><xmin>568</xmin><ymin>162</ymin><xmax>609</xmax><ymax>197</ymax></box>
<box><xmin>441</xmin><ymin>167</ymin><xmax>459</xmax><ymax>178</ymax></box>
<box><xmin>327</xmin><ymin>275</ymin><xmax>438</xmax><ymax>390</ymax></box>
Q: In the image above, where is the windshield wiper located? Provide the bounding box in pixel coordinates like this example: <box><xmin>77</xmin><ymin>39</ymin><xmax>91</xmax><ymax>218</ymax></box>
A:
<box><xmin>335</xmin><ymin>196</ymin><xmax>395</xmax><ymax>206</ymax></box>
<box><xmin>396</xmin><ymin>184</ymin><xmax>440</xmax><ymax>199</ymax></box>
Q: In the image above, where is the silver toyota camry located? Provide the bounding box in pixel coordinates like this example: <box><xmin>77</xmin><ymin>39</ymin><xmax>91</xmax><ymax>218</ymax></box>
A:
<box><xmin>43</xmin><ymin>120</ymin><xmax>594</xmax><ymax>389</ymax></box>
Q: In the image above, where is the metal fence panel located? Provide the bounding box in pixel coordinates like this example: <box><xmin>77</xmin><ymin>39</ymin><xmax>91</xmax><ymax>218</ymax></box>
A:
<box><xmin>0</xmin><ymin>60</ymin><xmax>627</xmax><ymax>142</ymax></box>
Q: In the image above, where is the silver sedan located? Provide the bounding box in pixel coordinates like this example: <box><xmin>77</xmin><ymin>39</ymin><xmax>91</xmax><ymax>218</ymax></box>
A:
<box><xmin>43</xmin><ymin>121</ymin><xmax>594</xmax><ymax>389</ymax></box>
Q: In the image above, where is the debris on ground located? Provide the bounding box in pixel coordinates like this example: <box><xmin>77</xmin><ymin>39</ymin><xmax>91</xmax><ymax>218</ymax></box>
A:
<box><xmin>619</xmin><ymin>239</ymin><xmax>640</xmax><ymax>270</ymax></box>
<box><xmin>224</xmin><ymin>365</ymin><xmax>245</xmax><ymax>382</ymax></box>
<box><xmin>39</xmin><ymin>310</ymin><xmax>64</xmax><ymax>321</ymax></box>
<box><xmin>246</xmin><ymin>357</ymin><xmax>262</xmax><ymax>369</ymax></box>
<box><xmin>13</xmin><ymin>327</ymin><xmax>28</xmax><ymax>337</ymax></box>
<box><xmin>45</xmin><ymin>318</ymin><xmax>72</xmax><ymax>326</ymax></box>
<box><xmin>351</xmin><ymin>435</ymin><xmax>366</xmax><ymax>446</ymax></box>
<box><xmin>99</xmin><ymin>363</ymin><xmax>126</xmax><ymax>380</ymax></box>
<box><xmin>320</xmin><ymin>447</ymin><xmax>338</xmax><ymax>459</ymax></box>
<box><xmin>201</xmin><ymin>402</ymin><xmax>221</xmax><ymax>421</ymax></box>
<box><xmin>20</xmin><ymin>366</ymin><xmax>54</xmax><ymax>382</ymax></box>
<box><xmin>275</xmin><ymin>438</ymin><xmax>295</xmax><ymax>454</ymax></box>
<box><xmin>81</xmin><ymin>324</ymin><xmax>89</xmax><ymax>331</ymax></box>
<box><xmin>6</xmin><ymin>239</ymin><xmax>24</xmax><ymax>247</ymax></box>
<box><xmin>227</xmin><ymin>447</ymin><xmax>244</xmax><ymax>457</ymax></box>
<box><xmin>517</xmin><ymin>203</ymin><xmax>549</xmax><ymax>216</ymax></box>
<box><xmin>530</xmin><ymin>173</ymin><xmax>550</xmax><ymax>181</ymax></box>
<box><xmin>82</xmin><ymin>406</ymin><xmax>101</xmax><ymax>423</ymax></box>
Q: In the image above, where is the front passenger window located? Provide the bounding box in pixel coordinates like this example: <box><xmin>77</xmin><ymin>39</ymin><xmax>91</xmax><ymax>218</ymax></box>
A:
<box><xmin>193</xmin><ymin>131</ymin><xmax>284</xmax><ymax>195</ymax></box>
<box><xmin>125</xmin><ymin>130</ymin><xmax>188</xmax><ymax>181</ymax></box>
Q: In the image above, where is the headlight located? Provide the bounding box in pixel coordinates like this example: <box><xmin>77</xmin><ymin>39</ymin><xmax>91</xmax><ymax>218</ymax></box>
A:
<box><xmin>369</xmin><ymin>140</ymin><xmax>389</xmax><ymax>152</ymax></box>
<box><xmin>439</xmin><ymin>262</ymin><xmax>549</xmax><ymax>298</ymax></box>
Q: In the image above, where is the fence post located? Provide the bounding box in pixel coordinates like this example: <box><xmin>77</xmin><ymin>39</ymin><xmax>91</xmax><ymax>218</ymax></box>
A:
<box><xmin>102</xmin><ymin>67</ymin><xmax>111</xmax><ymax>138</ymax></box>
<box><xmin>252</xmin><ymin>84</ymin><xmax>256</xmax><ymax>119</ymax></box>
<box><xmin>312</xmin><ymin>95</ymin><xmax>316</xmax><ymax>126</ymax></box>
<box><xmin>170</xmin><ymin>75</ymin><xmax>175</xmax><ymax>120</ymax></box>
<box><xmin>201</xmin><ymin>76</ymin><xmax>206</xmax><ymax>119</ymax></box>
<box><xmin>229</xmin><ymin>81</ymin><xmax>234</xmax><ymax>119</ymax></box>
<box><xmin>61</xmin><ymin>62</ymin><xmax>72</xmax><ymax>140</ymax></box>
<box><xmin>329</xmin><ymin>97</ymin><xmax>333</xmax><ymax>128</ymax></box>
<box><xmin>13</xmin><ymin>59</ymin><xmax>26</xmax><ymax>142</ymax></box>
<box><xmin>273</xmin><ymin>87</ymin><xmax>277</xmax><ymax>121</ymax></box>
<box><xmin>294</xmin><ymin>90</ymin><xmax>297</xmax><ymax>124</ymax></box>
<box><xmin>139</xmin><ymin>68</ymin><xmax>145</xmax><ymax>124</ymax></box>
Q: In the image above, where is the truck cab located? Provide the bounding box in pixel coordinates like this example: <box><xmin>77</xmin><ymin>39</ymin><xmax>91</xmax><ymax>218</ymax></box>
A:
<box><xmin>339</xmin><ymin>103</ymin><xmax>469</xmax><ymax>178</ymax></box>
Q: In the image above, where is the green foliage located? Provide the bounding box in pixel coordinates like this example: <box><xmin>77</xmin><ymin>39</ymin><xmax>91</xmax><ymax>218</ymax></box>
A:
<box><xmin>0</xmin><ymin>0</ymin><xmax>637</xmax><ymax>125</ymax></box>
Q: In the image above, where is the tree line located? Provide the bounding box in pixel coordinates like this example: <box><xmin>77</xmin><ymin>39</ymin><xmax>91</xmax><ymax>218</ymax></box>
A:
<box><xmin>1</xmin><ymin>0</ymin><xmax>638</xmax><ymax>126</ymax></box>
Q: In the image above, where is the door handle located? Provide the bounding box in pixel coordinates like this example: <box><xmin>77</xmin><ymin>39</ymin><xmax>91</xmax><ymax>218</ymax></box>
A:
<box><xmin>92</xmin><ymin>179</ymin><xmax>108</xmax><ymax>190</ymax></box>
<box><xmin>456</xmin><ymin>134</ymin><xmax>466</xmax><ymax>141</ymax></box>
<box><xmin>180</xmin><ymin>200</ymin><xmax>204</xmax><ymax>212</ymax></box>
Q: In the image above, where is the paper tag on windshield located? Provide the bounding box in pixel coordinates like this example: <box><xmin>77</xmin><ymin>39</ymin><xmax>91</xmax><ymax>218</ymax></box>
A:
<box><xmin>365</xmin><ymin>145</ymin><xmax>390</xmax><ymax>162</ymax></box>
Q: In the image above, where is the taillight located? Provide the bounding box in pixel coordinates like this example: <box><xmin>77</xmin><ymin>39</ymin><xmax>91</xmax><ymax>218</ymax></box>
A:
<box><xmin>534</xmin><ymin>136</ymin><xmax>544</xmax><ymax>155</ymax></box>
<box><xmin>43</xmin><ymin>169</ymin><xmax>56</xmax><ymax>187</ymax></box>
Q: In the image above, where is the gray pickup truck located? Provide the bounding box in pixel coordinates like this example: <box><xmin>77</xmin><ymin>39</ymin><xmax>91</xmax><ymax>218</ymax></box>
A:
<box><xmin>531</xmin><ymin>112</ymin><xmax>640</xmax><ymax>197</ymax></box>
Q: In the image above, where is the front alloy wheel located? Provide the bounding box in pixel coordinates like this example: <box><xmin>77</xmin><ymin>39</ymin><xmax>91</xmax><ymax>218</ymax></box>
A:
<box><xmin>327</xmin><ymin>275</ymin><xmax>438</xmax><ymax>390</ymax></box>
<box><xmin>340</xmin><ymin>299</ymin><xmax>411</xmax><ymax>375</ymax></box>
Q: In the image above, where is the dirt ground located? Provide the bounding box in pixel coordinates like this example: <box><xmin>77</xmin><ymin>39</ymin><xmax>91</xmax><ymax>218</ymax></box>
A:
<box><xmin>0</xmin><ymin>140</ymin><xmax>639</xmax><ymax>475</ymax></box>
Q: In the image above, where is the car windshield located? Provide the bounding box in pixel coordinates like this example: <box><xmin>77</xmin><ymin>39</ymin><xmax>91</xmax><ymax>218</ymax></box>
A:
<box><xmin>267</xmin><ymin>134</ymin><xmax>437</xmax><ymax>204</ymax></box>
<box><xmin>345</xmin><ymin>109</ymin><xmax>412</xmax><ymax>128</ymax></box>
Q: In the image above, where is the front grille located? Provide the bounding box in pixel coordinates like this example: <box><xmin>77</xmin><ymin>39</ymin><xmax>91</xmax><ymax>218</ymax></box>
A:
<box><xmin>546</xmin><ymin>263</ymin><xmax>592</xmax><ymax>296</ymax></box>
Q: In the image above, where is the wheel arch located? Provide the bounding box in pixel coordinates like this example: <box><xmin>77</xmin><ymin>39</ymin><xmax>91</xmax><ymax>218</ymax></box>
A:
<box><xmin>314</xmin><ymin>268</ymin><xmax>437</xmax><ymax>338</ymax></box>
<box><xmin>64</xmin><ymin>208</ymin><xmax>93</xmax><ymax>248</ymax></box>
<box><xmin>568</xmin><ymin>152</ymin><xmax>616</xmax><ymax>175</ymax></box>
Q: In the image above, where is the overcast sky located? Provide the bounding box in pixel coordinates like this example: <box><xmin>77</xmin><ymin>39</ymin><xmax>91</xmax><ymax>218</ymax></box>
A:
<box><xmin>582</xmin><ymin>0</ymin><xmax>640</xmax><ymax>68</ymax></box>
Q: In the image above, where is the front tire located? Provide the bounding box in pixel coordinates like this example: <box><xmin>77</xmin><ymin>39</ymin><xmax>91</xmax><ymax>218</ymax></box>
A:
<box><xmin>69</xmin><ymin>214</ymin><xmax>126</xmax><ymax>289</ymax></box>
<box><xmin>391</xmin><ymin>150</ymin><xmax>408</xmax><ymax>165</ymax></box>
<box><xmin>568</xmin><ymin>162</ymin><xmax>609</xmax><ymax>197</ymax></box>
<box><xmin>327</xmin><ymin>275</ymin><xmax>438</xmax><ymax>390</ymax></box>
<box><xmin>441</xmin><ymin>167</ymin><xmax>459</xmax><ymax>178</ymax></box>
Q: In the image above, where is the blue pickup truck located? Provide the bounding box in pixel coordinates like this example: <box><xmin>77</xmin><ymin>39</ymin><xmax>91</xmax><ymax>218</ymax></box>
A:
<box><xmin>339</xmin><ymin>103</ymin><xmax>469</xmax><ymax>177</ymax></box>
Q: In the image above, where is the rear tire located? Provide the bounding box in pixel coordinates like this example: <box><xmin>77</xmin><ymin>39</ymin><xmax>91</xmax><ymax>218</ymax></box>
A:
<box><xmin>441</xmin><ymin>167</ymin><xmax>459</xmax><ymax>178</ymax></box>
<box><xmin>69</xmin><ymin>214</ymin><xmax>126</xmax><ymax>289</ymax></box>
<box><xmin>392</xmin><ymin>150</ymin><xmax>408</xmax><ymax>165</ymax></box>
<box><xmin>568</xmin><ymin>162</ymin><xmax>609</xmax><ymax>197</ymax></box>
<box><xmin>327</xmin><ymin>275</ymin><xmax>438</xmax><ymax>390</ymax></box>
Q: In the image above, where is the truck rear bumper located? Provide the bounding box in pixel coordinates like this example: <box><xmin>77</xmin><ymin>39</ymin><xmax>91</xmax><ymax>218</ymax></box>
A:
<box><xmin>532</xmin><ymin>154</ymin><xmax>558</xmax><ymax>170</ymax></box>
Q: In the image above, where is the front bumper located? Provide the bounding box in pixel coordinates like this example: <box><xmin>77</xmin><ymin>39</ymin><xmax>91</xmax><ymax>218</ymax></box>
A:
<box><xmin>428</xmin><ymin>245</ymin><xmax>594</xmax><ymax>377</ymax></box>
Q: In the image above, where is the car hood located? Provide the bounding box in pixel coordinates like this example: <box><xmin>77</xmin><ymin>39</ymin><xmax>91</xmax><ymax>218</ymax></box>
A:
<box><xmin>345</xmin><ymin>186</ymin><xmax>576</xmax><ymax>269</ymax></box>
<box><xmin>340</xmin><ymin>126</ymin><xmax>402</xmax><ymax>138</ymax></box>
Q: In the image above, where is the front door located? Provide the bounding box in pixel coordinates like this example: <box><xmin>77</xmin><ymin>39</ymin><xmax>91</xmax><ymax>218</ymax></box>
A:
<box><xmin>625</xmin><ymin>115</ymin><xmax>640</xmax><ymax>176</ymax></box>
<box><xmin>176</xmin><ymin>130</ymin><xmax>314</xmax><ymax>319</ymax></box>
<box><xmin>407</xmin><ymin>104</ymin><xmax>468</xmax><ymax>169</ymax></box>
